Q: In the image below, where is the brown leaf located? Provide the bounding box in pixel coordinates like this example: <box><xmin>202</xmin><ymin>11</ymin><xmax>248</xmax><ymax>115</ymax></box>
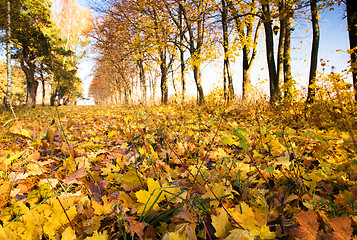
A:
<box><xmin>289</xmin><ymin>211</ymin><xmax>319</xmax><ymax>240</ymax></box>
<box><xmin>174</xmin><ymin>208</ymin><xmax>195</xmax><ymax>223</ymax></box>
<box><xmin>143</xmin><ymin>225</ymin><xmax>157</xmax><ymax>239</ymax></box>
<box><xmin>63</xmin><ymin>167</ymin><xmax>87</xmax><ymax>184</ymax></box>
<box><xmin>126</xmin><ymin>216</ymin><xmax>147</xmax><ymax>238</ymax></box>
<box><xmin>328</xmin><ymin>217</ymin><xmax>352</xmax><ymax>240</ymax></box>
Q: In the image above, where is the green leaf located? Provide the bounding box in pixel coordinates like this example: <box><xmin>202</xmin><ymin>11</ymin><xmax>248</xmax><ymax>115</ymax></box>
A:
<box><xmin>233</xmin><ymin>128</ymin><xmax>246</xmax><ymax>139</ymax></box>
<box><xmin>20</xmin><ymin>129</ymin><xmax>32</xmax><ymax>139</ymax></box>
<box><xmin>302</xmin><ymin>131</ymin><xmax>314</xmax><ymax>139</ymax></box>
<box><xmin>315</xmin><ymin>135</ymin><xmax>327</xmax><ymax>144</ymax></box>
<box><xmin>266</xmin><ymin>166</ymin><xmax>275</xmax><ymax>173</ymax></box>
<box><xmin>221</xmin><ymin>135</ymin><xmax>231</xmax><ymax>145</ymax></box>
<box><xmin>239</xmin><ymin>138</ymin><xmax>247</xmax><ymax>150</ymax></box>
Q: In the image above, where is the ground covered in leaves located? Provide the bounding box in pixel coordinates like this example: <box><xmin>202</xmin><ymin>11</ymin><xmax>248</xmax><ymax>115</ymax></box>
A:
<box><xmin>0</xmin><ymin>101</ymin><xmax>357</xmax><ymax>239</ymax></box>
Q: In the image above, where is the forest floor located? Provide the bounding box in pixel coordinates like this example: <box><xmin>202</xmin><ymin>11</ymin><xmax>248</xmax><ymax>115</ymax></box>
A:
<box><xmin>0</xmin><ymin>99</ymin><xmax>357</xmax><ymax>239</ymax></box>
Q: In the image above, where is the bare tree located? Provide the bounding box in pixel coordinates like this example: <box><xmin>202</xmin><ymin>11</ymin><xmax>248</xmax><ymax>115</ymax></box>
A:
<box><xmin>306</xmin><ymin>0</ymin><xmax>320</xmax><ymax>104</ymax></box>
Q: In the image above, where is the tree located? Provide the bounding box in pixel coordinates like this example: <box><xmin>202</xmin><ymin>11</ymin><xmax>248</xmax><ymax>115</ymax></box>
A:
<box><xmin>226</xmin><ymin>0</ymin><xmax>261</xmax><ymax>100</ymax></box>
<box><xmin>0</xmin><ymin>62</ymin><xmax>26</xmax><ymax>105</ymax></box>
<box><xmin>283</xmin><ymin>0</ymin><xmax>293</xmax><ymax>100</ymax></box>
<box><xmin>221</xmin><ymin>0</ymin><xmax>234</xmax><ymax>102</ymax></box>
<box><xmin>180</xmin><ymin>0</ymin><xmax>208</xmax><ymax>105</ymax></box>
<box><xmin>51</xmin><ymin>0</ymin><xmax>92</xmax><ymax>105</ymax></box>
<box><xmin>0</xmin><ymin>0</ymin><xmax>59</xmax><ymax>107</ymax></box>
<box><xmin>4</xmin><ymin>0</ymin><xmax>11</xmax><ymax>108</ymax></box>
<box><xmin>260</xmin><ymin>0</ymin><xmax>281</xmax><ymax>103</ymax></box>
<box><xmin>164</xmin><ymin>0</ymin><xmax>211</xmax><ymax>105</ymax></box>
<box><xmin>306</xmin><ymin>0</ymin><xmax>320</xmax><ymax>104</ymax></box>
<box><xmin>346</xmin><ymin>0</ymin><xmax>357</xmax><ymax>100</ymax></box>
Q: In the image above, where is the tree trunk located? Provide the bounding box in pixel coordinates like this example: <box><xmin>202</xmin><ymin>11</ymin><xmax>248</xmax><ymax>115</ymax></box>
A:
<box><xmin>64</xmin><ymin>84</ymin><xmax>74</xmax><ymax>105</ymax></box>
<box><xmin>26</xmin><ymin>77</ymin><xmax>39</xmax><ymax>108</ymax></box>
<box><xmin>222</xmin><ymin>0</ymin><xmax>234</xmax><ymax>102</ymax></box>
<box><xmin>5</xmin><ymin>0</ymin><xmax>11</xmax><ymax>108</ymax></box>
<box><xmin>283</xmin><ymin>0</ymin><xmax>293</xmax><ymax>99</ymax></box>
<box><xmin>42</xmin><ymin>79</ymin><xmax>45</xmax><ymax>106</ymax></box>
<box><xmin>180</xmin><ymin>0</ymin><xmax>205</xmax><ymax>105</ymax></box>
<box><xmin>346</xmin><ymin>0</ymin><xmax>357</xmax><ymax>100</ymax></box>
<box><xmin>261</xmin><ymin>1</ymin><xmax>280</xmax><ymax>103</ymax></box>
<box><xmin>277</xmin><ymin>0</ymin><xmax>286</xmax><ymax>88</ymax></box>
<box><xmin>306</xmin><ymin>0</ymin><xmax>320</xmax><ymax>104</ymax></box>
<box><xmin>179</xmin><ymin>3</ymin><xmax>186</xmax><ymax>103</ymax></box>
<box><xmin>226</xmin><ymin>0</ymin><xmax>260</xmax><ymax>100</ymax></box>
<box><xmin>138</xmin><ymin>57</ymin><xmax>146</xmax><ymax>104</ymax></box>
<box><xmin>160</xmin><ymin>51</ymin><xmax>168</xmax><ymax>104</ymax></box>
<box><xmin>193</xmin><ymin>64</ymin><xmax>204</xmax><ymax>105</ymax></box>
<box><xmin>21</xmin><ymin>47</ymin><xmax>38</xmax><ymax>108</ymax></box>
<box><xmin>242</xmin><ymin>46</ymin><xmax>252</xmax><ymax>100</ymax></box>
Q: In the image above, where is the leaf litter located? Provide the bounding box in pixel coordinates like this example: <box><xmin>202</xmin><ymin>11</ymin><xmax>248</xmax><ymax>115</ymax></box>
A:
<box><xmin>0</xmin><ymin>103</ymin><xmax>356</xmax><ymax>239</ymax></box>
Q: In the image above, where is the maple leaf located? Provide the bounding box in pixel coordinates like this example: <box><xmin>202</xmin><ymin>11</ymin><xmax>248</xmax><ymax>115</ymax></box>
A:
<box><xmin>224</xmin><ymin>229</ymin><xmax>252</xmax><ymax>240</ymax></box>
<box><xmin>289</xmin><ymin>211</ymin><xmax>319</xmax><ymax>240</ymax></box>
<box><xmin>135</xmin><ymin>178</ymin><xmax>168</xmax><ymax>214</ymax></box>
<box><xmin>230</xmin><ymin>202</ymin><xmax>275</xmax><ymax>239</ymax></box>
<box><xmin>0</xmin><ymin>225</ymin><xmax>7</xmax><ymax>239</ymax></box>
<box><xmin>211</xmin><ymin>207</ymin><xmax>232</xmax><ymax>238</ymax></box>
<box><xmin>325</xmin><ymin>217</ymin><xmax>353</xmax><ymax>240</ymax></box>
<box><xmin>201</xmin><ymin>182</ymin><xmax>233</xmax><ymax>207</ymax></box>
<box><xmin>125</xmin><ymin>216</ymin><xmax>147</xmax><ymax>238</ymax></box>
<box><xmin>91</xmin><ymin>196</ymin><xmax>115</xmax><ymax>215</ymax></box>
<box><xmin>85</xmin><ymin>230</ymin><xmax>108</xmax><ymax>240</ymax></box>
<box><xmin>61</xmin><ymin>226</ymin><xmax>76</xmax><ymax>240</ymax></box>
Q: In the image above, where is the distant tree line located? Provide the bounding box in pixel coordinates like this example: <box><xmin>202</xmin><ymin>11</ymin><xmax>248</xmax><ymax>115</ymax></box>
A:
<box><xmin>89</xmin><ymin>0</ymin><xmax>357</xmax><ymax>105</ymax></box>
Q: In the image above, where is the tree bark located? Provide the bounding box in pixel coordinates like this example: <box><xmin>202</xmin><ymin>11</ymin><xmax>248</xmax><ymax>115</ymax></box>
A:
<box><xmin>283</xmin><ymin>0</ymin><xmax>293</xmax><ymax>99</ymax></box>
<box><xmin>222</xmin><ymin>0</ymin><xmax>234</xmax><ymax>102</ymax></box>
<box><xmin>138</xmin><ymin>57</ymin><xmax>146</xmax><ymax>104</ymax></box>
<box><xmin>306</xmin><ymin>0</ymin><xmax>320</xmax><ymax>104</ymax></box>
<box><xmin>193</xmin><ymin>64</ymin><xmax>204</xmax><ymax>105</ymax></box>
<box><xmin>277</xmin><ymin>0</ymin><xmax>286</xmax><ymax>89</ymax></box>
<box><xmin>242</xmin><ymin>45</ymin><xmax>252</xmax><ymax>99</ymax></box>
<box><xmin>178</xmin><ymin>2</ymin><xmax>186</xmax><ymax>103</ymax></box>
<box><xmin>5</xmin><ymin>0</ymin><xmax>11</xmax><ymax>108</ymax></box>
<box><xmin>261</xmin><ymin>1</ymin><xmax>280</xmax><ymax>103</ymax></box>
<box><xmin>160</xmin><ymin>51</ymin><xmax>168</xmax><ymax>104</ymax></box>
<box><xmin>21</xmin><ymin>47</ymin><xmax>38</xmax><ymax>108</ymax></box>
<box><xmin>346</xmin><ymin>0</ymin><xmax>357</xmax><ymax>100</ymax></box>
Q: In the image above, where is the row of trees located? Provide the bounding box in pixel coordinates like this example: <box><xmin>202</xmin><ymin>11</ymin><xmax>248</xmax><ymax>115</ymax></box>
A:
<box><xmin>89</xmin><ymin>0</ymin><xmax>357</xmax><ymax>105</ymax></box>
<box><xmin>0</xmin><ymin>0</ymin><xmax>91</xmax><ymax>107</ymax></box>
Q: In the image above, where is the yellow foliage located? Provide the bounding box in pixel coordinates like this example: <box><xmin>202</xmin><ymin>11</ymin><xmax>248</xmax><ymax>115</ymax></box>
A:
<box><xmin>212</xmin><ymin>208</ymin><xmax>232</xmax><ymax>238</ymax></box>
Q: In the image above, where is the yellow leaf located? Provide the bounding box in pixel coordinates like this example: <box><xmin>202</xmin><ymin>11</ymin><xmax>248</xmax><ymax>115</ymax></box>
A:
<box><xmin>61</xmin><ymin>226</ymin><xmax>76</xmax><ymax>240</ymax></box>
<box><xmin>224</xmin><ymin>229</ymin><xmax>252</xmax><ymax>240</ymax></box>
<box><xmin>163</xmin><ymin>232</ymin><xmax>188</xmax><ymax>240</ymax></box>
<box><xmin>92</xmin><ymin>196</ymin><xmax>114</xmax><ymax>215</ymax></box>
<box><xmin>120</xmin><ymin>171</ymin><xmax>143</xmax><ymax>189</ymax></box>
<box><xmin>230</xmin><ymin>203</ymin><xmax>262</xmax><ymax>235</ymax></box>
<box><xmin>108</xmin><ymin>130</ymin><xmax>116</xmax><ymax>138</ymax></box>
<box><xmin>3</xmin><ymin>151</ymin><xmax>24</xmax><ymax>165</ymax></box>
<box><xmin>202</xmin><ymin>182</ymin><xmax>233</xmax><ymax>207</ymax></box>
<box><xmin>258</xmin><ymin>225</ymin><xmax>275</xmax><ymax>239</ymax></box>
<box><xmin>136</xmin><ymin>178</ymin><xmax>167</xmax><ymax>213</ymax></box>
<box><xmin>20</xmin><ymin>129</ymin><xmax>32</xmax><ymax>139</ymax></box>
<box><xmin>212</xmin><ymin>208</ymin><xmax>232</xmax><ymax>238</ymax></box>
<box><xmin>85</xmin><ymin>230</ymin><xmax>108</xmax><ymax>240</ymax></box>
<box><xmin>0</xmin><ymin>224</ymin><xmax>7</xmax><ymax>239</ymax></box>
